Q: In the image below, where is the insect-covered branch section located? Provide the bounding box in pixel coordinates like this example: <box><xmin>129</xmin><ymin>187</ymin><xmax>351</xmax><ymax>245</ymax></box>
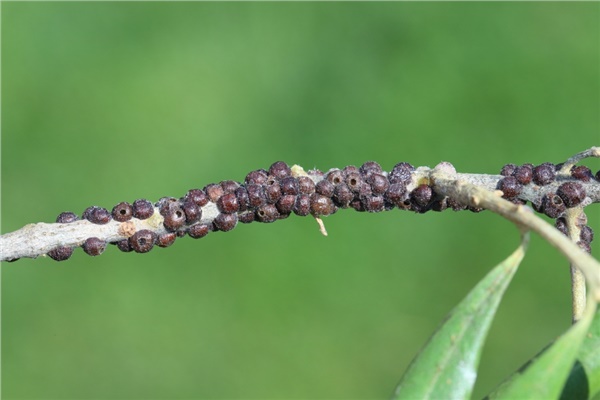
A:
<box><xmin>1</xmin><ymin>147</ymin><xmax>599</xmax><ymax>262</ymax></box>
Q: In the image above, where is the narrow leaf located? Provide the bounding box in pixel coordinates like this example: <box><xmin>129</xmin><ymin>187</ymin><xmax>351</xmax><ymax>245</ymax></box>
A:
<box><xmin>493</xmin><ymin>296</ymin><xmax>596</xmax><ymax>400</ymax></box>
<box><xmin>392</xmin><ymin>233</ymin><xmax>529</xmax><ymax>400</ymax></box>
<box><xmin>560</xmin><ymin>305</ymin><xmax>600</xmax><ymax>400</ymax></box>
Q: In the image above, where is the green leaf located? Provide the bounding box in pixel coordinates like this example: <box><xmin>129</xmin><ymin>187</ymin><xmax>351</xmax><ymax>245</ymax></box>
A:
<box><xmin>392</xmin><ymin>232</ymin><xmax>529</xmax><ymax>400</ymax></box>
<box><xmin>492</xmin><ymin>296</ymin><xmax>596</xmax><ymax>400</ymax></box>
<box><xmin>560</xmin><ymin>306</ymin><xmax>600</xmax><ymax>400</ymax></box>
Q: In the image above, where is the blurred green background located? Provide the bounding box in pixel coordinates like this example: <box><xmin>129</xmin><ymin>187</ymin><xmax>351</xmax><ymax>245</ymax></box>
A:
<box><xmin>2</xmin><ymin>2</ymin><xmax>599</xmax><ymax>399</ymax></box>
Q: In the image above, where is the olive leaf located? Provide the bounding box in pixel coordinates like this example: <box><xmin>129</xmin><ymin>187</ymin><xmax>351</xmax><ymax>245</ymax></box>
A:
<box><xmin>392</xmin><ymin>232</ymin><xmax>529</xmax><ymax>400</ymax></box>
<box><xmin>488</xmin><ymin>295</ymin><xmax>596</xmax><ymax>400</ymax></box>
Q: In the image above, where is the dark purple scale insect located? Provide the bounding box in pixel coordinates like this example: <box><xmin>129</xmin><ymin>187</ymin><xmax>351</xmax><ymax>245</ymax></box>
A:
<box><xmin>48</xmin><ymin>246</ymin><xmax>74</xmax><ymax>261</ymax></box>
<box><xmin>298</xmin><ymin>176</ymin><xmax>316</xmax><ymax>194</ymax></box>
<box><xmin>185</xmin><ymin>189</ymin><xmax>209</xmax><ymax>207</ymax></box>
<box><xmin>532</xmin><ymin>163</ymin><xmax>555</xmax><ymax>186</ymax></box>
<box><xmin>571</xmin><ymin>166</ymin><xmax>593</xmax><ymax>182</ymax></box>
<box><xmin>82</xmin><ymin>237</ymin><xmax>106</xmax><ymax>256</ymax></box>
<box><xmin>500</xmin><ymin>163</ymin><xmax>517</xmax><ymax>177</ymax></box>
<box><xmin>112</xmin><ymin>202</ymin><xmax>133</xmax><ymax>222</ymax></box>
<box><xmin>188</xmin><ymin>224</ymin><xmax>211</xmax><ymax>239</ymax></box>
<box><xmin>310</xmin><ymin>194</ymin><xmax>336</xmax><ymax>216</ymax></box>
<box><xmin>498</xmin><ymin>177</ymin><xmax>522</xmax><ymax>199</ymax></box>
<box><xmin>293</xmin><ymin>195</ymin><xmax>311</xmax><ymax>216</ymax></box>
<box><xmin>514</xmin><ymin>165</ymin><xmax>533</xmax><ymax>185</ymax></box>
<box><xmin>204</xmin><ymin>184</ymin><xmax>224</xmax><ymax>203</ymax></box>
<box><xmin>156</xmin><ymin>232</ymin><xmax>177</xmax><ymax>248</ymax></box>
<box><xmin>56</xmin><ymin>211</ymin><xmax>78</xmax><ymax>223</ymax></box>
<box><xmin>315</xmin><ymin>180</ymin><xmax>335</xmax><ymax>197</ymax></box>
<box><xmin>557</xmin><ymin>182</ymin><xmax>586</xmax><ymax>208</ymax></box>
<box><xmin>256</xmin><ymin>204</ymin><xmax>280</xmax><ymax>222</ymax></box>
<box><xmin>129</xmin><ymin>230</ymin><xmax>157</xmax><ymax>253</ymax></box>
<box><xmin>132</xmin><ymin>199</ymin><xmax>154</xmax><ymax>219</ymax></box>
<box><xmin>217</xmin><ymin>193</ymin><xmax>239</xmax><ymax>214</ymax></box>
<box><xmin>213</xmin><ymin>213</ymin><xmax>238</xmax><ymax>232</ymax></box>
<box><xmin>269</xmin><ymin>161</ymin><xmax>292</xmax><ymax>179</ymax></box>
<box><xmin>83</xmin><ymin>206</ymin><xmax>111</xmax><ymax>225</ymax></box>
<box><xmin>325</xmin><ymin>170</ymin><xmax>344</xmax><ymax>185</ymax></box>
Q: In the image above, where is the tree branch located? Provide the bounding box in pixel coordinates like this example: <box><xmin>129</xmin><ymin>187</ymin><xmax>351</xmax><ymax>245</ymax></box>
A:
<box><xmin>1</xmin><ymin>150</ymin><xmax>598</xmax><ymax>269</ymax></box>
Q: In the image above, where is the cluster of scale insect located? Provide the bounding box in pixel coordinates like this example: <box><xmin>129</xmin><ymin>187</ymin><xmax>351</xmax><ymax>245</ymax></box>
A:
<box><xmin>46</xmin><ymin>161</ymin><xmax>462</xmax><ymax>261</ymax></box>
<box><xmin>46</xmin><ymin>160</ymin><xmax>598</xmax><ymax>261</ymax></box>
<box><xmin>498</xmin><ymin>162</ymin><xmax>597</xmax><ymax>251</ymax></box>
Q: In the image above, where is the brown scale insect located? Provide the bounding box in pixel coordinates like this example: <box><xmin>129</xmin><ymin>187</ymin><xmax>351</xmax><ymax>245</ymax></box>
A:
<box><xmin>82</xmin><ymin>237</ymin><xmax>106</xmax><ymax>256</ymax></box>
<box><xmin>132</xmin><ymin>199</ymin><xmax>154</xmax><ymax>219</ymax></box>
<box><xmin>112</xmin><ymin>202</ymin><xmax>133</xmax><ymax>222</ymax></box>
<box><xmin>129</xmin><ymin>230</ymin><xmax>157</xmax><ymax>253</ymax></box>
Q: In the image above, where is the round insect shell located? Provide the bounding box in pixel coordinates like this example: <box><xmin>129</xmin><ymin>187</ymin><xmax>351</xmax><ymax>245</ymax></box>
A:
<box><xmin>234</xmin><ymin>186</ymin><xmax>250</xmax><ymax>211</ymax></box>
<box><xmin>48</xmin><ymin>246</ymin><xmax>74</xmax><ymax>261</ymax></box>
<box><xmin>557</xmin><ymin>182</ymin><xmax>586</xmax><ymax>208</ymax></box>
<box><xmin>359</xmin><ymin>161</ymin><xmax>382</xmax><ymax>177</ymax></box>
<box><xmin>112</xmin><ymin>202</ymin><xmax>133</xmax><ymax>222</ymax></box>
<box><xmin>343</xmin><ymin>165</ymin><xmax>359</xmax><ymax>175</ymax></box>
<box><xmin>367</xmin><ymin>173</ymin><xmax>389</xmax><ymax>195</ymax></box>
<box><xmin>345</xmin><ymin>172</ymin><xmax>363</xmax><ymax>193</ymax></box>
<box><xmin>217</xmin><ymin>193</ymin><xmax>239</xmax><ymax>214</ymax></box>
<box><xmin>83</xmin><ymin>206</ymin><xmax>111</xmax><ymax>225</ymax></box>
<box><xmin>514</xmin><ymin>165</ymin><xmax>533</xmax><ymax>185</ymax></box>
<box><xmin>498</xmin><ymin>176</ymin><xmax>522</xmax><ymax>199</ymax></box>
<box><xmin>116</xmin><ymin>239</ymin><xmax>133</xmax><ymax>252</ymax></box>
<box><xmin>333</xmin><ymin>183</ymin><xmax>353</xmax><ymax>207</ymax></box>
<box><xmin>580</xmin><ymin>225</ymin><xmax>594</xmax><ymax>244</ymax></box>
<box><xmin>245</xmin><ymin>169</ymin><xmax>269</xmax><ymax>185</ymax></box>
<box><xmin>315</xmin><ymin>179</ymin><xmax>335</xmax><ymax>197</ymax></box>
<box><xmin>349</xmin><ymin>199</ymin><xmax>365</xmax><ymax>212</ymax></box>
<box><xmin>82</xmin><ymin>237</ymin><xmax>107</xmax><ymax>256</ymax></box>
<box><xmin>238</xmin><ymin>211</ymin><xmax>256</xmax><ymax>224</ymax></box>
<box><xmin>310</xmin><ymin>194</ymin><xmax>336</xmax><ymax>216</ymax></box>
<box><xmin>293</xmin><ymin>195</ymin><xmax>311</xmax><ymax>216</ymax></box>
<box><xmin>156</xmin><ymin>196</ymin><xmax>178</xmax><ymax>210</ymax></box>
<box><xmin>363</xmin><ymin>195</ymin><xmax>385</xmax><ymax>213</ymax></box>
<box><xmin>326</xmin><ymin>169</ymin><xmax>344</xmax><ymax>185</ymax></box>
<box><xmin>256</xmin><ymin>204</ymin><xmax>280</xmax><ymax>223</ymax></box>
<box><xmin>204</xmin><ymin>183</ymin><xmax>224</xmax><ymax>202</ymax></box>
<box><xmin>389</xmin><ymin>162</ymin><xmax>415</xmax><ymax>185</ymax></box>
<box><xmin>220</xmin><ymin>180</ymin><xmax>240</xmax><ymax>194</ymax></box>
<box><xmin>532</xmin><ymin>163</ymin><xmax>555</xmax><ymax>186</ymax></box>
<box><xmin>541</xmin><ymin>194</ymin><xmax>566</xmax><ymax>219</ymax></box>
<box><xmin>132</xmin><ymin>199</ymin><xmax>154</xmax><ymax>219</ymax></box>
<box><xmin>185</xmin><ymin>189</ymin><xmax>209</xmax><ymax>207</ymax></box>
<box><xmin>213</xmin><ymin>213</ymin><xmax>238</xmax><ymax>232</ymax></box>
<box><xmin>264</xmin><ymin>181</ymin><xmax>282</xmax><ymax>204</ymax></box>
<box><xmin>571</xmin><ymin>166</ymin><xmax>593</xmax><ymax>182</ymax></box>
<box><xmin>182</xmin><ymin>198</ymin><xmax>202</xmax><ymax>224</ymax></box>
<box><xmin>129</xmin><ymin>230</ymin><xmax>157</xmax><ymax>253</ymax></box>
<box><xmin>246</xmin><ymin>184</ymin><xmax>267</xmax><ymax>208</ymax></box>
<box><xmin>188</xmin><ymin>223</ymin><xmax>211</xmax><ymax>239</ymax></box>
<box><xmin>156</xmin><ymin>232</ymin><xmax>177</xmax><ymax>248</ymax></box>
<box><xmin>297</xmin><ymin>176</ymin><xmax>316</xmax><ymax>194</ymax></box>
<box><xmin>410</xmin><ymin>184</ymin><xmax>433</xmax><ymax>208</ymax></box>
<box><xmin>161</xmin><ymin>202</ymin><xmax>186</xmax><ymax>232</ymax></box>
<box><xmin>268</xmin><ymin>161</ymin><xmax>292</xmax><ymax>179</ymax></box>
<box><xmin>500</xmin><ymin>163</ymin><xmax>517</xmax><ymax>177</ymax></box>
<box><xmin>384</xmin><ymin>183</ymin><xmax>406</xmax><ymax>206</ymax></box>
<box><xmin>56</xmin><ymin>211</ymin><xmax>78</xmax><ymax>223</ymax></box>
<box><xmin>276</xmin><ymin>195</ymin><xmax>296</xmax><ymax>215</ymax></box>
<box><xmin>279</xmin><ymin>177</ymin><xmax>299</xmax><ymax>195</ymax></box>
